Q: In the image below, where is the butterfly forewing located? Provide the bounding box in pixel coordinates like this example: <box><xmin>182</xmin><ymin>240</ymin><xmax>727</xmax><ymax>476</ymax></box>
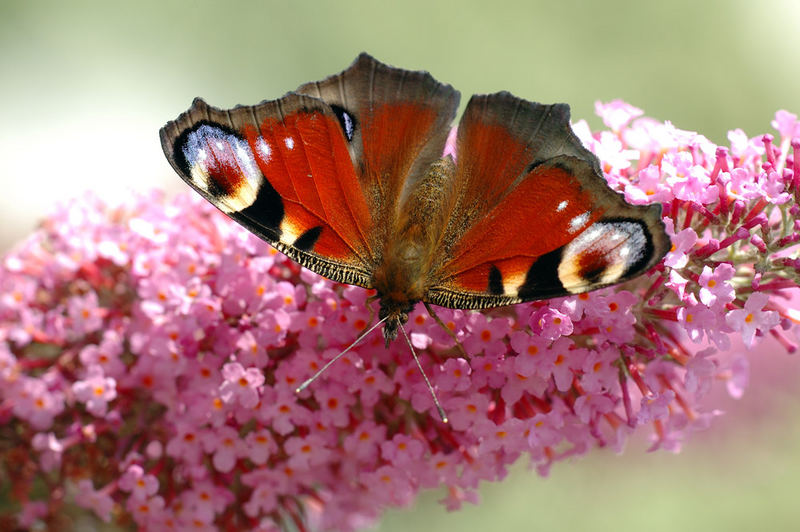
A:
<box><xmin>160</xmin><ymin>94</ymin><xmax>376</xmax><ymax>286</ymax></box>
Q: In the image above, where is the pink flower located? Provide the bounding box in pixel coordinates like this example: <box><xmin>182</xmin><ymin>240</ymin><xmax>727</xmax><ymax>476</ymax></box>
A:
<box><xmin>219</xmin><ymin>361</ymin><xmax>264</xmax><ymax>409</ymax></box>
<box><xmin>725</xmin><ymin>292</ymin><xmax>781</xmax><ymax>347</ymax></box>
<box><xmin>462</xmin><ymin>313</ymin><xmax>510</xmax><ymax>356</ymax></box>
<box><xmin>595</xmin><ymin>99</ymin><xmax>643</xmax><ymax>131</ymax></box>
<box><xmin>663</xmin><ymin>222</ymin><xmax>698</xmax><ymax>269</ymax></box>
<box><xmin>119</xmin><ymin>464</ymin><xmax>160</xmax><ymax>500</ymax></box>
<box><xmin>771</xmin><ymin>110</ymin><xmax>800</xmax><ymax>138</ymax></box>
<box><xmin>637</xmin><ymin>390</ymin><xmax>676</xmax><ymax>425</ymax></box>
<box><xmin>529</xmin><ymin>307</ymin><xmax>573</xmax><ymax>340</ymax></box>
<box><xmin>203</xmin><ymin>425</ymin><xmax>247</xmax><ymax>473</ymax></box>
<box><xmin>284</xmin><ymin>433</ymin><xmax>332</xmax><ymax>470</ymax></box>
<box><xmin>244</xmin><ymin>428</ymin><xmax>279</xmax><ymax>465</ymax></box>
<box><xmin>436</xmin><ymin>358</ymin><xmax>472</xmax><ymax>392</ymax></box>
<box><xmin>343</xmin><ymin>420</ymin><xmax>386</xmax><ymax>463</ymax></box>
<box><xmin>361</xmin><ymin>465</ymin><xmax>414</xmax><ymax>506</ymax></box>
<box><xmin>72</xmin><ymin>364</ymin><xmax>117</xmax><ymax>417</ymax></box>
<box><xmin>698</xmin><ymin>264</ymin><xmax>736</xmax><ymax>308</ymax></box>
<box><xmin>12</xmin><ymin>377</ymin><xmax>65</xmax><ymax>430</ymax></box>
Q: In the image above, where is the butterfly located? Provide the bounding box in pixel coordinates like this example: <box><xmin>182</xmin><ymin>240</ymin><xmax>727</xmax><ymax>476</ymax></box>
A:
<box><xmin>160</xmin><ymin>53</ymin><xmax>669</xmax><ymax>350</ymax></box>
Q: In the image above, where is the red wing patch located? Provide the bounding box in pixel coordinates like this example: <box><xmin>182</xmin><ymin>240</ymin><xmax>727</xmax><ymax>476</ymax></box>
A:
<box><xmin>438</xmin><ymin>163</ymin><xmax>605</xmax><ymax>295</ymax></box>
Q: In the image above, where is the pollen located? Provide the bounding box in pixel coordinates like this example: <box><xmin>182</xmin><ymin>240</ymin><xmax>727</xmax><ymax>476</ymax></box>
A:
<box><xmin>609</xmin><ymin>302</ymin><xmax>619</xmax><ymax>312</ymax></box>
<box><xmin>415</xmin><ymin>315</ymin><xmax>425</xmax><ymax>325</ymax></box>
<box><xmin>93</xmin><ymin>386</ymin><xmax>105</xmax><ymax>396</ymax></box>
<box><xmin>527</xmin><ymin>345</ymin><xmax>539</xmax><ymax>356</ymax></box>
<box><xmin>745</xmin><ymin>313</ymin><xmax>754</xmax><ymax>323</ymax></box>
<box><xmin>708</xmin><ymin>279</ymin><xmax>717</xmax><ymax>288</ymax></box>
<box><xmin>354</xmin><ymin>318</ymin><xmax>367</xmax><ymax>330</ymax></box>
<box><xmin>480</xmin><ymin>329</ymin><xmax>492</xmax><ymax>341</ymax></box>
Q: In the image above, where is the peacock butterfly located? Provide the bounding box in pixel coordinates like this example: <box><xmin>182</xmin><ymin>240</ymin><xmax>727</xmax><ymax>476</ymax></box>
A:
<box><xmin>160</xmin><ymin>52</ymin><xmax>669</xmax><ymax>356</ymax></box>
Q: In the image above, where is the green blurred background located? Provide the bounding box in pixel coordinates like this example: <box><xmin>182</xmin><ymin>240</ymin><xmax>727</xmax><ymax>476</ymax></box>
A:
<box><xmin>1</xmin><ymin>0</ymin><xmax>798</xmax><ymax>530</ymax></box>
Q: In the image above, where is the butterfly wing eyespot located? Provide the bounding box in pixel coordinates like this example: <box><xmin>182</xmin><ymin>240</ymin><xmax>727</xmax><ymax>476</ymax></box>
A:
<box><xmin>424</xmin><ymin>94</ymin><xmax>669</xmax><ymax>309</ymax></box>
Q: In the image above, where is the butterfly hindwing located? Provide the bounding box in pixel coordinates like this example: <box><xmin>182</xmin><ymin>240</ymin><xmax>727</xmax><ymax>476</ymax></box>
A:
<box><xmin>424</xmin><ymin>93</ymin><xmax>669</xmax><ymax>309</ymax></box>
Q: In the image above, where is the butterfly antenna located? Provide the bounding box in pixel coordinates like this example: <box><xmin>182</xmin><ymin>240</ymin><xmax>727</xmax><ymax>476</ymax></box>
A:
<box><xmin>399</xmin><ymin>323</ymin><xmax>448</xmax><ymax>423</ymax></box>
<box><xmin>296</xmin><ymin>316</ymin><xmax>388</xmax><ymax>394</ymax></box>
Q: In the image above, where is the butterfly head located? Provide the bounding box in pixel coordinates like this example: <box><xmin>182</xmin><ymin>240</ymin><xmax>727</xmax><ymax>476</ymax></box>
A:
<box><xmin>378</xmin><ymin>296</ymin><xmax>416</xmax><ymax>347</ymax></box>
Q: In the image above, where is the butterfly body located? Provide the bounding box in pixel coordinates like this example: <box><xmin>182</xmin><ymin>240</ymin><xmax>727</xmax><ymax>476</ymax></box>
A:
<box><xmin>161</xmin><ymin>54</ymin><xmax>670</xmax><ymax>345</ymax></box>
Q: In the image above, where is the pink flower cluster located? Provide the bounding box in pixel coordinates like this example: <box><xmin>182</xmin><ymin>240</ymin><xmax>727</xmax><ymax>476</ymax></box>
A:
<box><xmin>1</xmin><ymin>104</ymin><xmax>799</xmax><ymax>531</ymax></box>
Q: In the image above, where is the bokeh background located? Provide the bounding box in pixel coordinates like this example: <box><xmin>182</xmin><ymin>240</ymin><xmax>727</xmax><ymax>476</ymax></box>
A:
<box><xmin>1</xmin><ymin>0</ymin><xmax>799</xmax><ymax>530</ymax></box>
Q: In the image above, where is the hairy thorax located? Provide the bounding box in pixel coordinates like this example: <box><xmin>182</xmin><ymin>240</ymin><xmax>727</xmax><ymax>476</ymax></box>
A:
<box><xmin>371</xmin><ymin>157</ymin><xmax>456</xmax><ymax>343</ymax></box>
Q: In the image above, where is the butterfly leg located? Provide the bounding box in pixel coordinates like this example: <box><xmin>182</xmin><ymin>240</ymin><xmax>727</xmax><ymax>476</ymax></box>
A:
<box><xmin>423</xmin><ymin>302</ymin><xmax>469</xmax><ymax>358</ymax></box>
<box><xmin>363</xmin><ymin>293</ymin><xmax>380</xmax><ymax>335</ymax></box>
